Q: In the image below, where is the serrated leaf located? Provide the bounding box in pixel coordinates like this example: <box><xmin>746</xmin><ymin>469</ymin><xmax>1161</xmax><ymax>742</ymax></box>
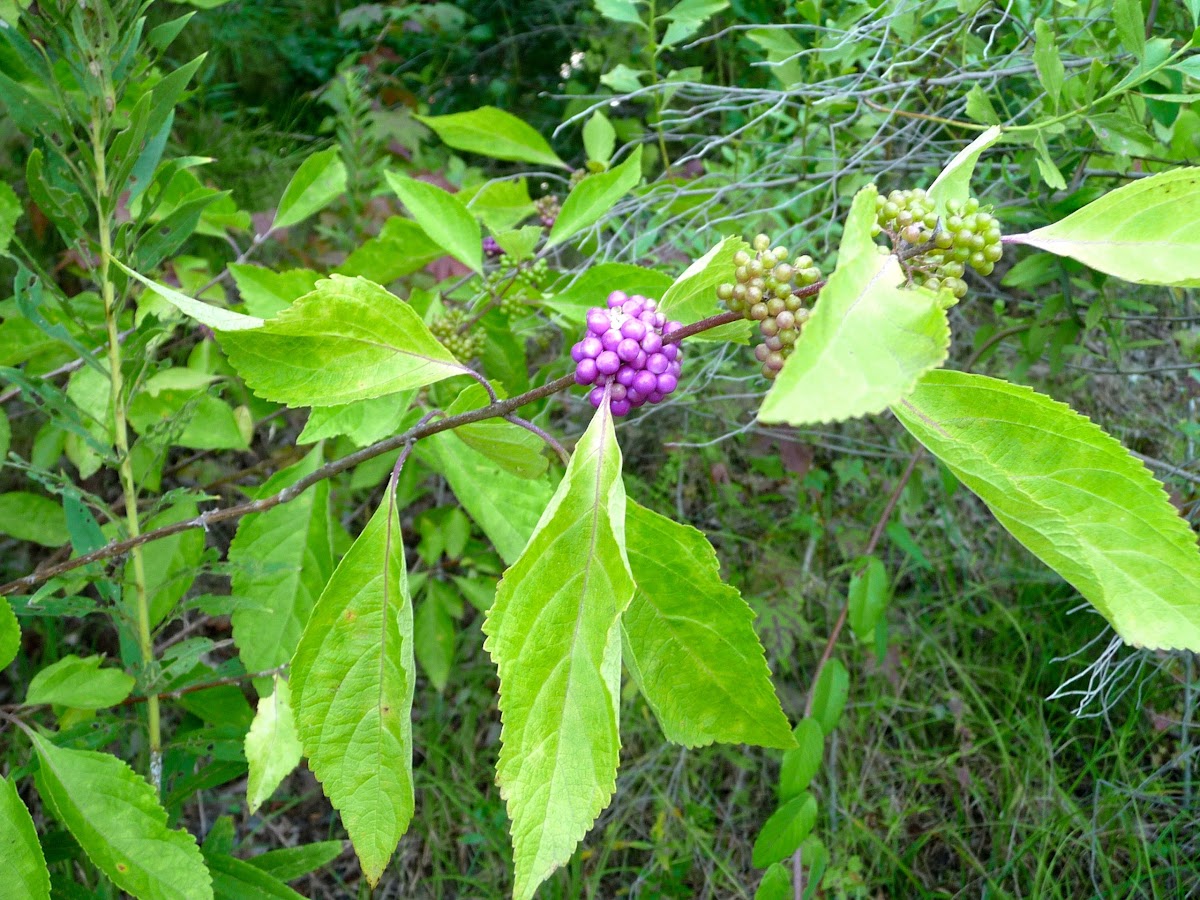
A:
<box><xmin>229</xmin><ymin>265</ymin><xmax>321</xmax><ymax>319</ymax></box>
<box><xmin>892</xmin><ymin>370</ymin><xmax>1200</xmax><ymax>650</ymax></box>
<box><xmin>230</xmin><ymin>447</ymin><xmax>333</xmax><ymax>673</ymax></box>
<box><xmin>0</xmin><ymin>596</ymin><xmax>19</xmax><ymax>670</ymax></box>
<box><xmin>755</xmin><ymin>863</ymin><xmax>791</xmax><ymax>900</ymax></box>
<box><xmin>218</xmin><ymin>275</ymin><xmax>469</xmax><ymax>407</ymax></box>
<box><xmin>964</xmin><ymin>86</ymin><xmax>1000</xmax><ymax>126</ymax></box>
<box><xmin>204</xmin><ymin>851</ymin><xmax>305</xmax><ymax>900</ymax></box>
<box><xmin>113</xmin><ymin>258</ymin><xmax>264</xmax><ymax>331</ymax></box>
<box><xmin>26</xmin><ymin>654</ymin><xmax>135</xmax><ymax>709</ymax></box>
<box><xmin>847</xmin><ymin>556</ymin><xmax>889</xmax><ymax>640</ymax></box>
<box><xmin>0</xmin><ymin>492</ymin><xmax>69</xmax><ymax>547</ymax></box>
<box><xmin>594</xmin><ymin>0</ymin><xmax>644</xmax><ymax>25</ymax></box>
<box><xmin>583</xmin><ymin>111</ymin><xmax>616</xmax><ymax>166</ymax></box>
<box><xmin>1033</xmin><ymin>20</ymin><xmax>1065</xmax><ymax>106</ymax></box>
<box><xmin>758</xmin><ymin>186</ymin><xmax>949</xmax><ymax>426</ymax></box>
<box><xmin>245</xmin><ymin>676</ymin><xmax>302</xmax><ymax>814</ymax></box>
<box><xmin>31</xmin><ymin>734</ymin><xmax>212</xmax><ymax>900</ymax></box>
<box><xmin>547</xmin><ymin>146</ymin><xmax>643</xmax><ymax>248</ymax></box>
<box><xmin>385</xmin><ymin>173</ymin><xmax>482</xmax><ymax>273</ymax></box>
<box><xmin>600</xmin><ymin>63</ymin><xmax>647</xmax><ymax>92</ymax></box>
<box><xmin>467</xmin><ymin>179</ymin><xmax>536</xmax><ymax>234</ymax></box>
<box><xmin>335</xmin><ymin>217</ymin><xmax>445</xmax><ymax>283</ymax></box>
<box><xmin>298</xmin><ymin>391</ymin><xmax>414</xmax><ymax>447</ymax></box>
<box><xmin>445</xmin><ymin>384</ymin><xmax>548</xmax><ymax>479</ymax></box>
<box><xmin>779</xmin><ymin>719</ymin><xmax>824</xmax><ymax>803</ymax></box>
<box><xmin>1113</xmin><ymin>0</ymin><xmax>1145</xmax><ymax>58</ymax></box>
<box><xmin>482</xmin><ymin>400</ymin><xmax>634</xmax><ymax>900</ymax></box>
<box><xmin>1007</xmin><ymin>167</ymin><xmax>1200</xmax><ymax>287</ymax></box>
<box><xmin>542</xmin><ymin>263</ymin><xmax>674</xmax><ymax>324</ymax></box>
<box><xmin>492</xmin><ymin>225</ymin><xmax>543</xmax><ymax>263</ymax></box>
<box><xmin>810</xmin><ymin>658</ymin><xmax>848</xmax><ymax>735</ymax></box>
<box><xmin>290</xmin><ymin>484</ymin><xmax>414</xmax><ymax>886</ymax></box>
<box><xmin>244</xmin><ymin>841</ymin><xmax>344</xmax><ymax>882</ymax></box>
<box><xmin>659</xmin><ymin>234</ymin><xmax>752</xmax><ymax>343</ymax></box>
<box><xmin>660</xmin><ymin>0</ymin><xmax>728</xmax><ymax>48</ymax></box>
<box><xmin>0</xmin><ymin>773</ymin><xmax>50</xmax><ymax>900</ymax></box>
<box><xmin>927</xmin><ymin>126</ymin><xmax>1002</xmax><ymax>208</ymax></box>
<box><xmin>752</xmin><ymin>792</ymin><xmax>818</xmax><ymax>868</ymax></box>
<box><xmin>273</xmin><ymin>148</ymin><xmax>347</xmax><ymax>230</ymax></box>
<box><xmin>420</xmin><ymin>430</ymin><xmax>553</xmax><ymax>563</ymax></box>
<box><xmin>622</xmin><ymin>501</ymin><xmax>795</xmax><ymax>749</ymax></box>
<box><xmin>417</xmin><ymin>106</ymin><xmax>566</xmax><ymax>168</ymax></box>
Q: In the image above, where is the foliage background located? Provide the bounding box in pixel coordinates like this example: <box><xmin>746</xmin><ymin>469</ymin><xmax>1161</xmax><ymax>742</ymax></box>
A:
<box><xmin>2</xmin><ymin>0</ymin><xmax>1200</xmax><ymax>897</ymax></box>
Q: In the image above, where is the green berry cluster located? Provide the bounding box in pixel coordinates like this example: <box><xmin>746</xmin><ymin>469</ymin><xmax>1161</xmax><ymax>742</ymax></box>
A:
<box><xmin>716</xmin><ymin>234</ymin><xmax>823</xmax><ymax>380</ymax></box>
<box><xmin>874</xmin><ymin>189</ymin><xmax>1003</xmax><ymax>304</ymax></box>
<box><xmin>486</xmin><ymin>257</ymin><xmax>551</xmax><ymax>316</ymax></box>
<box><xmin>430</xmin><ymin>309</ymin><xmax>484</xmax><ymax>360</ymax></box>
<box><xmin>569</xmin><ymin>168</ymin><xmax>590</xmax><ymax>187</ymax></box>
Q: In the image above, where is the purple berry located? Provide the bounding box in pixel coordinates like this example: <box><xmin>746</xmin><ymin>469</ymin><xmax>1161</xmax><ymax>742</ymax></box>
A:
<box><xmin>656</xmin><ymin>373</ymin><xmax>678</xmax><ymax>394</ymax></box>
<box><xmin>633</xmin><ymin>370</ymin><xmax>658</xmax><ymax>395</ymax></box>
<box><xmin>621</xmin><ymin>319</ymin><xmax>647</xmax><ymax>341</ymax></box>
<box><xmin>601</xmin><ymin>329</ymin><xmax>622</xmax><ymax>352</ymax></box>
<box><xmin>633</xmin><ymin>350</ymin><xmax>647</xmax><ymax>370</ymax></box>
<box><xmin>581</xmin><ymin>336</ymin><xmax>602</xmax><ymax>358</ymax></box>
<box><xmin>571</xmin><ymin>342</ymin><xmax>585</xmax><ymax>362</ymax></box>
<box><xmin>596</xmin><ymin>351</ymin><xmax>621</xmax><ymax>375</ymax></box>
<box><xmin>626</xmin><ymin>388</ymin><xmax>644</xmax><ymax>406</ymax></box>
<box><xmin>616</xmin><ymin>367</ymin><xmax>636</xmax><ymax>386</ymax></box>
<box><xmin>607</xmin><ymin>291</ymin><xmax>627</xmax><ymax>308</ymax></box>
<box><xmin>587</xmin><ymin>312</ymin><xmax>610</xmax><ymax>335</ymax></box>
<box><xmin>647</xmin><ymin>391</ymin><xmax>664</xmax><ymax>404</ymax></box>
<box><xmin>483</xmin><ymin>236</ymin><xmax>504</xmax><ymax>258</ymax></box>
<box><xmin>665</xmin><ymin>320</ymin><xmax>683</xmax><ymax>334</ymax></box>
<box><xmin>576</xmin><ymin>359</ymin><xmax>598</xmax><ymax>384</ymax></box>
<box><xmin>610</xmin><ymin>383</ymin><xmax>628</xmax><ymax>401</ymax></box>
<box><xmin>668</xmin><ymin>360</ymin><xmax>681</xmax><ymax>377</ymax></box>
<box><xmin>617</xmin><ymin>338</ymin><xmax>641</xmax><ymax>362</ymax></box>
<box><xmin>642</xmin><ymin>333</ymin><xmax>663</xmax><ymax>355</ymax></box>
<box><xmin>662</xmin><ymin>344</ymin><xmax>679</xmax><ymax>362</ymax></box>
<box><xmin>589</xmin><ymin>387</ymin><xmax>605</xmax><ymax>407</ymax></box>
<box><xmin>646</xmin><ymin>353</ymin><xmax>668</xmax><ymax>375</ymax></box>
<box><xmin>611</xmin><ymin>399</ymin><xmax>631</xmax><ymax>417</ymax></box>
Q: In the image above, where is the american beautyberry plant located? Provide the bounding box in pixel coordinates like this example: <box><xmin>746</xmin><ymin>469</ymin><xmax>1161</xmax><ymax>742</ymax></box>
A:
<box><xmin>0</xmin><ymin>2</ymin><xmax>1199</xmax><ymax>899</ymax></box>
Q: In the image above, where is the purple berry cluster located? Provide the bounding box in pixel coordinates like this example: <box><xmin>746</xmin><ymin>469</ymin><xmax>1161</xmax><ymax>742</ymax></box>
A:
<box><xmin>571</xmin><ymin>291</ymin><xmax>683</xmax><ymax>417</ymax></box>
<box><xmin>482</xmin><ymin>235</ymin><xmax>504</xmax><ymax>258</ymax></box>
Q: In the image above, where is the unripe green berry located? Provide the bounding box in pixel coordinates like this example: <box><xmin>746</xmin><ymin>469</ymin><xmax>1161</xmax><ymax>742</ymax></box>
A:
<box><xmin>717</xmin><ymin>283</ymin><xmax>734</xmax><ymax>301</ymax></box>
<box><xmin>760</xmin><ymin>317</ymin><xmax>779</xmax><ymax>337</ymax></box>
<box><xmin>749</xmin><ymin>302</ymin><xmax>769</xmax><ymax>320</ymax></box>
<box><xmin>773</xmin><ymin>263</ymin><xmax>794</xmax><ymax>282</ymax></box>
<box><xmin>753</xmin><ymin>234</ymin><xmax>771</xmax><ymax>252</ymax></box>
<box><xmin>766</xmin><ymin>297</ymin><xmax>786</xmax><ymax>316</ymax></box>
<box><xmin>983</xmin><ymin>243</ymin><xmax>1003</xmax><ymax>262</ymax></box>
<box><xmin>734</xmin><ymin>250</ymin><xmax>751</xmax><ymax>267</ymax></box>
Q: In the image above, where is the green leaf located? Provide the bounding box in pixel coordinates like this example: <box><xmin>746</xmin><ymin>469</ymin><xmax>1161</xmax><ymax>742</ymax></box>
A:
<box><xmin>385</xmin><ymin>173</ymin><xmax>482</xmax><ymax>273</ymax></box>
<box><xmin>1113</xmin><ymin>0</ymin><xmax>1145</xmax><ymax>58</ymax></box>
<box><xmin>272</xmin><ymin>148</ymin><xmax>348</xmax><ymax>231</ymax></box>
<box><xmin>758</xmin><ymin>185</ymin><xmax>949</xmax><ymax>426</ymax></box>
<box><xmin>542</xmin><ymin>263</ymin><xmax>674</xmax><ymax>324</ymax></box>
<box><xmin>298</xmin><ymin>391</ymin><xmax>414</xmax><ymax>448</ymax></box>
<box><xmin>594</xmin><ymin>0</ymin><xmax>644</xmax><ymax>25</ymax></box>
<box><xmin>445</xmin><ymin>384</ymin><xmax>548</xmax><ymax>479</ymax></box>
<box><xmin>0</xmin><ymin>180</ymin><xmax>20</xmax><ymax>256</ymax></box>
<box><xmin>600</xmin><ymin>63</ymin><xmax>647</xmax><ymax>92</ymax></box>
<box><xmin>230</xmin><ymin>447</ymin><xmax>334</xmax><ymax>674</ymax></box>
<box><xmin>228</xmin><ymin>265</ymin><xmax>321</xmax><ymax>319</ymax></box>
<box><xmin>26</xmin><ymin>654</ymin><xmax>135</xmax><ymax>709</ymax></box>
<box><xmin>926</xmin><ymin>126</ymin><xmax>1002</xmax><ymax>209</ymax></box>
<box><xmin>746</xmin><ymin>27</ymin><xmax>803</xmax><ymax>87</ymax></box>
<box><xmin>1007</xmin><ymin>168</ymin><xmax>1200</xmax><ymax>287</ymax></box>
<box><xmin>335</xmin><ymin>217</ymin><xmax>445</xmax><ymax>284</ymax></box>
<box><xmin>546</xmin><ymin>145</ymin><xmax>643</xmax><ymax>248</ymax></box>
<box><xmin>245</xmin><ymin>676</ymin><xmax>302</xmax><ymax>814</ymax></box>
<box><xmin>124</xmin><ymin>498</ymin><xmax>205</xmax><ymax>628</ymax></box>
<box><xmin>583</xmin><ymin>111</ymin><xmax>616</xmax><ymax>166</ymax></box>
<box><xmin>659</xmin><ymin>235</ymin><xmax>752</xmax><ymax>343</ymax></box>
<box><xmin>417</xmin><ymin>106</ymin><xmax>566</xmax><ymax>169</ymax></box>
<box><xmin>0</xmin><ymin>407</ymin><xmax>10</xmax><ymax>461</ymax></box>
<box><xmin>466</xmin><ymin>179</ymin><xmax>536</xmax><ymax>233</ymax></box>
<box><xmin>752</xmin><ymin>792</ymin><xmax>818</xmax><ymax>868</ymax></box>
<box><xmin>779</xmin><ymin>719</ymin><xmax>824</xmax><ymax>803</ymax></box>
<box><xmin>31</xmin><ymin>734</ymin><xmax>212</xmax><ymax>900</ymax></box>
<box><xmin>0</xmin><ymin>773</ymin><xmax>50</xmax><ymax>900</ymax></box>
<box><xmin>1033</xmin><ymin>20</ymin><xmax>1065</xmax><ymax>107</ymax></box>
<box><xmin>482</xmin><ymin>400</ymin><xmax>634</xmax><ymax>900</ymax></box>
<box><xmin>0</xmin><ymin>596</ymin><xmax>19</xmax><ymax>670</ymax></box>
<box><xmin>492</xmin><ymin>225</ymin><xmax>543</xmax><ymax>263</ymax></box>
<box><xmin>218</xmin><ymin>275</ymin><xmax>469</xmax><ymax>407</ymax></box>
<box><xmin>964</xmin><ymin>86</ymin><xmax>1000</xmax><ymax>126</ymax></box>
<box><xmin>847</xmin><ymin>557</ymin><xmax>889</xmax><ymax>640</ymax></box>
<box><xmin>204</xmin><ymin>852</ymin><xmax>305</xmax><ymax>900</ymax></box>
<box><xmin>660</xmin><ymin>0</ymin><xmax>728</xmax><ymax>48</ymax></box>
<box><xmin>892</xmin><ymin>371</ymin><xmax>1200</xmax><ymax>650</ymax></box>
<box><xmin>810</xmin><ymin>658</ymin><xmax>848</xmax><ymax>735</ymax></box>
<box><xmin>755</xmin><ymin>863</ymin><xmax>791</xmax><ymax>900</ymax></box>
<box><xmin>290</xmin><ymin>483</ymin><xmax>414</xmax><ymax>886</ymax></box>
<box><xmin>414</xmin><ymin>584</ymin><xmax>456</xmax><ymax>692</ymax></box>
<box><xmin>0</xmin><ymin>492</ymin><xmax>68</xmax><ymax>547</ymax></box>
<box><xmin>622</xmin><ymin>501</ymin><xmax>795</xmax><ymax>749</ymax></box>
<box><xmin>244</xmin><ymin>841</ymin><xmax>344</xmax><ymax>882</ymax></box>
<box><xmin>420</xmin><ymin>430</ymin><xmax>553</xmax><ymax>564</ymax></box>
<box><xmin>113</xmin><ymin>258</ymin><xmax>264</xmax><ymax>331</ymax></box>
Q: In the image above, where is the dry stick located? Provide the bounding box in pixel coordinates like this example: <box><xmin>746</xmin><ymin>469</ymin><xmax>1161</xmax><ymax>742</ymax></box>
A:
<box><xmin>792</xmin><ymin>448</ymin><xmax>923</xmax><ymax>900</ymax></box>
